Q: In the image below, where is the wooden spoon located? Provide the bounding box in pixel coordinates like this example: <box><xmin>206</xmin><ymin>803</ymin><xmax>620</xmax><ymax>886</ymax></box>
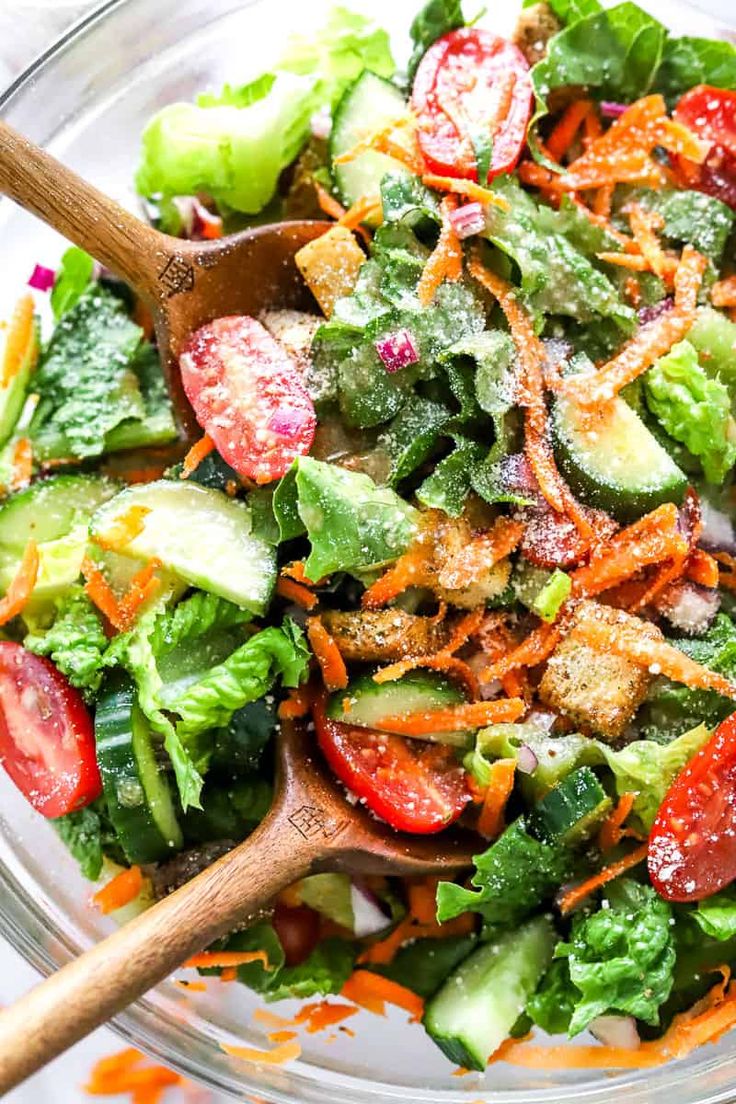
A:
<box><xmin>0</xmin><ymin>122</ymin><xmax>475</xmax><ymax>1092</ymax></box>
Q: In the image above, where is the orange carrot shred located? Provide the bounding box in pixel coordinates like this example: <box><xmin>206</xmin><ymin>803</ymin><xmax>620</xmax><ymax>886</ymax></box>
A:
<box><xmin>598</xmin><ymin>792</ymin><xmax>640</xmax><ymax>851</ymax></box>
<box><xmin>342</xmin><ymin>970</ymin><xmax>424</xmax><ymax>1022</ymax></box>
<box><xmin>686</xmin><ymin>549</ymin><xmax>720</xmax><ymax>589</ymax></box>
<box><xmin>185</xmin><ymin>951</ymin><xmax>271</xmax><ymax>970</ymax></box>
<box><xmin>1</xmin><ymin>294</ymin><xmax>36</xmax><ymax>388</ymax></box>
<box><xmin>315</xmin><ymin>182</ymin><xmax>347</xmax><ymax>221</ymax></box>
<box><xmin>626</xmin><ymin>203</ymin><xmax>677</xmax><ymax>282</ymax></box>
<box><xmin>422</xmin><ymin>173</ymin><xmax>510</xmax><ymax>210</ymax></box>
<box><xmin>85</xmin><ymin>1047</ymin><xmax>184</xmax><ymax>1098</ymax></box>
<box><xmin>282</xmin><ymin>561</ymin><xmax>321</xmax><ymax>586</ymax></box>
<box><xmin>220</xmin><ymin>967</ymin><xmax>238</xmax><ymax>982</ymax></box>
<box><xmin>546</xmin><ymin>99</ymin><xmax>593</xmax><ymax>162</ymax></box>
<box><xmin>9</xmin><ymin>436</ymin><xmax>32</xmax><ymax>491</ymax></box>
<box><xmin>0</xmin><ymin>540</ymin><xmax>39</xmax><ymax>626</ymax></box>
<box><xmin>333</xmin><ymin>114</ymin><xmax>424</xmax><ymax>175</ymax></box>
<box><xmin>221</xmin><ymin>1039</ymin><xmax>302</xmax><ymax>1065</ymax></box>
<box><xmin>276</xmin><ymin>576</ymin><xmax>318</xmax><ymax>610</ymax></box>
<box><xmin>477</xmin><ymin>758</ymin><xmax>516</xmax><ymax>839</ymax></box>
<box><xmin>82</xmin><ymin>555</ymin><xmax>124</xmax><ymax>627</ymax></box>
<box><xmin>712</xmin><ymin>275</ymin><xmax>736</xmax><ymax>309</ymax></box>
<box><xmin>358</xmin><ymin>911</ymin><xmax>474</xmax><ymax>966</ymax></box>
<box><xmin>362</xmin><ymin>545</ymin><xmax>432</xmax><ymax>609</ymax></box>
<box><xmin>407</xmin><ymin>877</ymin><xmax>441</xmax><ymax>926</ymax></box>
<box><xmin>437</xmin><ymin>516</ymin><xmax>524</xmax><ymax>590</ymax></box>
<box><xmin>373</xmin><ymin>698</ymin><xmax>524</xmax><ymax>735</ymax></box>
<box><xmin>115</xmin><ymin>560</ymin><xmax>161</xmax><ymax>630</ymax></box>
<box><xmin>293</xmin><ymin>1001</ymin><xmax>359</xmax><ymax>1034</ymax></box>
<box><xmin>278</xmin><ymin>685</ymin><xmax>314</xmax><ymax>720</ymax></box>
<box><xmin>92</xmin><ymin>866</ymin><xmax>144</xmax><ymax>914</ymax></box>
<box><xmin>558</xmin><ymin>844</ymin><xmax>649</xmax><ymax>914</ymax></box>
<box><xmin>482</xmin><ymin>621</ymin><xmax>563</xmax><ymax>681</ymax></box>
<box><xmin>253</xmin><ymin>1008</ymin><xmax>293</xmax><ymax>1029</ymax></box>
<box><xmin>269</xmin><ymin>1030</ymin><xmax>299</xmax><ymax>1043</ymax></box>
<box><xmin>175</xmin><ymin>979</ymin><xmax>207</xmax><ymax>992</ymax></box>
<box><xmin>180</xmin><ymin>434</ymin><xmax>215</xmax><ymax>479</ymax></box>
<box><xmin>596</xmin><ymin>252</ymin><xmax>651</xmax><ymax>271</ymax></box>
<box><xmin>417</xmin><ymin>195</ymin><xmax>463</xmax><ymax>307</ymax></box>
<box><xmin>337</xmin><ymin>195</ymin><xmax>383</xmax><ymax>231</ymax></box>
<box><xmin>307</xmin><ymin>617</ymin><xmax>348</xmax><ymax>691</ymax></box>
<box><xmin>93</xmin><ymin>504</ymin><xmax>151</xmax><ymax>552</ymax></box>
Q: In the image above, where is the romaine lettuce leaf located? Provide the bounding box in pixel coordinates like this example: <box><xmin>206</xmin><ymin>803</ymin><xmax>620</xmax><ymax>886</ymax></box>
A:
<box><xmin>407</xmin><ymin>0</ymin><xmax>465</xmax><ymax>82</ymax></box>
<box><xmin>693</xmin><ymin>890</ymin><xmax>736</xmax><ymax>942</ymax></box>
<box><xmin>557</xmin><ymin>878</ymin><xmax>675</xmax><ymax>1034</ymax></box>
<box><xmin>280</xmin><ymin>5</ymin><xmax>394</xmax><ymax>97</ymax></box>
<box><xmin>656</xmin><ymin>36</ymin><xmax>736</xmax><ymax>104</ymax></box>
<box><xmin>526</xmin><ymin>958</ymin><xmax>577</xmax><ymax>1035</ymax></box>
<box><xmin>52</xmin><ymin>799</ymin><xmax>124</xmax><ymax>881</ymax></box>
<box><xmin>416</xmin><ymin>435</ymin><xmax>485</xmax><ymax>517</ymax></box>
<box><xmin>378</xmin><ymin>397</ymin><xmax>451</xmax><ymax>486</ymax></box>
<box><xmin>645</xmin><ymin>340</ymin><xmax>736</xmax><ymax>484</ymax></box>
<box><xmin>50</xmin><ymin>247</ymin><xmax>94</xmax><ymax>320</ymax></box>
<box><xmin>24</xmin><ymin>586</ymin><xmax>107</xmax><ymax>695</ymax></box>
<box><xmin>626</xmin><ymin>189</ymin><xmax>734</xmax><ymax>266</ymax></box>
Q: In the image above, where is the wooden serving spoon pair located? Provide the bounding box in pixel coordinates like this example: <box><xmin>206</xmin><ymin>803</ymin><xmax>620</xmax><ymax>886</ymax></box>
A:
<box><xmin>0</xmin><ymin>118</ymin><xmax>473</xmax><ymax>1094</ymax></box>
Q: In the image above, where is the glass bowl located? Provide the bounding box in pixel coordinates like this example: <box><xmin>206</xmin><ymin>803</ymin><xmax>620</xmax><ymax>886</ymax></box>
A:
<box><xmin>1</xmin><ymin>0</ymin><xmax>735</xmax><ymax>1101</ymax></box>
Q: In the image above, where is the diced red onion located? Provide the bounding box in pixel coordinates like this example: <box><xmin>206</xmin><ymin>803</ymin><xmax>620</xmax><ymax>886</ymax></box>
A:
<box><xmin>310</xmin><ymin>107</ymin><xmax>333</xmax><ymax>140</ymax></box>
<box><xmin>499</xmin><ymin>453</ymin><xmax>542</xmax><ymax>504</ymax></box>
<box><xmin>526</xmin><ymin>709</ymin><xmax>556</xmax><ymax>733</ymax></box>
<box><xmin>28</xmin><ymin>264</ymin><xmax>55</xmax><ymax>292</ymax></box>
<box><xmin>699</xmin><ymin>499</ymin><xmax>736</xmax><ymax>554</ymax></box>
<box><xmin>589</xmin><ymin>1015</ymin><xmax>640</xmax><ymax>1050</ymax></box>
<box><xmin>449</xmin><ymin>202</ymin><xmax>486</xmax><ymax>240</ymax></box>
<box><xmin>600</xmin><ymin>101</ymin><xmax>629</xmax><ymax>119</ymax></box>
<box><xmin>350</xmin><ymin>881</ymin><xmax>391</xmax><ymax>938</ymax></box>
<box><xmin>637</xmin><ymin>297</ymin><xmax>674</xmax><ymax>326</ymax></box>
<box><xmin>516</xmin><ymin>744</ymin><xmax>539</xmax><ymax>774</ymax></box>
<box><xmin>171</xmin><ymin>195</ymin><xmax>223</xmax><ymax>241</ymax></box>
<box><xmin>268</xmin><ymin>407</ymin><xmax>312</xmax><ymax>437</ymax></box>
<box><xmin>375</xmin><ymin>329</ymin><xmax>419</xmax><ymax>373</ymax></box>
<box><xmin>656</xmin><ymin>581</ymin><xmax>720</xmax><ymax>636</ymax></box>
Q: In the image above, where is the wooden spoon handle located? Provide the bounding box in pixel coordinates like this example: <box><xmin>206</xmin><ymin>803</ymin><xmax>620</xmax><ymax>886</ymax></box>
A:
<box><xmin>0</xmin><ymin>117</ymin><xmax>167</xmax><ymax>293</ymax></box>
<box><xmin>0</xmin><ymin>808</ymin><xmax>322</xmax><ymax>1095</ymax></box>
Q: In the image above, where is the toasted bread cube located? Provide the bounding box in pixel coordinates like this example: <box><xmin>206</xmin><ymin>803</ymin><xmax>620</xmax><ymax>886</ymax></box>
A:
<box><xmin>539</xmin><ymin>600</ymin><xmax>662</xmax><ymax>741</ymax></box>
<box><xmin>512</xmin><ymin>2</ymin><xmax>561</xmax><ymax>66</ymax></box>
<box><xmin>295</xmin><ymin>226</ymin><xmax>365</xmax><ymax>318</ymax></box>
<box><xmin>320</xmin><ymin>608</ymin><xmax>448</xmax><ymax>663</ymax></box>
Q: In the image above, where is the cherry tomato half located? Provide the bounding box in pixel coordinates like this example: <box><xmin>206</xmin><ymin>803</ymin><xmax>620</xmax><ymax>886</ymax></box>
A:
<box><xmin>649</xmin><ymin>711</ymin><xmax>736</xmax><ymax>901</ymax></box>
<box><xmin>411</xmin><ymin>28</ymin><xmax>533</xmax><ymax>182</ymax></box>
<box><xmin>672</xmin><ymin>85</ymin><xmax>736</xmax><ymax>210</ymax></box>
<box><xmin>180</xmin><ymin>315</ymin><xmax>316</xmax><ymax>485</ymax></box>
<box><xmin>0</xmin><ymin>642</ymin><xmax>100</xmax><ymax>818</ymax></box>
<box><xmin>313</xmin><ymin>697</ymin><xmax>471</xmax><ymax>834</ymax></box>
<box><xmin>272</xmin><ymin>902</ymin><xmax>321</xmax><ymax>966</ymax></box>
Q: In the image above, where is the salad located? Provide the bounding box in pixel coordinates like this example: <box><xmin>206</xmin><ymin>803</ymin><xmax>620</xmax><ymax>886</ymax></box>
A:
<box><xmin>3</xmin><ymin>0</ymin><xmax>736</xmax><ymax>1077</ymax></box>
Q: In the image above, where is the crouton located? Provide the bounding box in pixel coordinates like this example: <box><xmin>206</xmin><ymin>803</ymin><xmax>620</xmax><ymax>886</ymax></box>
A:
<box><xmin>512</xmin><ymin>2</ymin><xmax>561</xmax><ymax>66</ymax></box>
<box><xmin>295</xmin><ymin>226</ymin><xmax>365</xmax><ymax>318</ymax></box>
<box><xmin>260</xmin><ymin>309</ymin><xmax>322</xmax><ymax>374</ymax></box>
<box><xmin>538</xmin><ymin>600</ymin><xmax>662</xmax><ymax>741</ymax></box>
<box><xmin>436</xmin><ymin>558</ymin><xmax>512</xmax><ymax>610</ymax></box>
<box><xmin>320</xmin><ymin>608</ymin><xmax>448</xmax><ymax>663</ymax></box>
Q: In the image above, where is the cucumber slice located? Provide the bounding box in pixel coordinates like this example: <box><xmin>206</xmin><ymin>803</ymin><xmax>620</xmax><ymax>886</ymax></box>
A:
<box><xmin>96</xmin><ymin>673</ymin><xmax>183</xmax><ymax>863</ymax></box>
<box><xmin>0</xmin><ymin>475</ymin><xmax>118</xmax><ymax>604</ymax></box>
<box><xmin>527</xmin><ymin>766</ymin><xmax>612</xmax><ymax>847</ymax></box>
<box><xmin>90</xmin><ymin>480</ymin><xmax>276</xmax><ymax>614</ymax></box>
<box><xmin>330</xmin><ymin>72</ymin><xmax>408</xmax><ymax>219</ymax></box>
<box><xmin>552</xmin><ymin>393</ymin><xmax>687</xmax><ymax>522</ymax></box>
<box><xmin>423</xmin><ymin>916</ymin><xmax>555</xmax><ymax>1070</ymax></box>
<box><xmin>327</xmin><ymin>671</ymin><xmax>472</xmax><ymax>748</ymax></box>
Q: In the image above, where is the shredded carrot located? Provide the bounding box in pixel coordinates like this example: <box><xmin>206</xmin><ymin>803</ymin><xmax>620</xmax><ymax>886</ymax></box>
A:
<box><xmin>477</xmin><ymin>758</ymin><xmax>516</xmax><ymax>839</ymax></box>
<box><xmin>337</xmin><ymin>194</ymin><xmax>383</xmax><ymax>231</ymax></box>
<box><xmin>281</xmin><ymin>560</ymin><xmax>320</xmax><ymax>586</ymax></box>
<box><xmin>596</xmin><ymin>252</ymin><xmax>651</xmax><ymax>271</ymax></box>
<box><xmin>115</xmin><ymin>560</ymin><xmax>161</xmax><ymax>630</ymax></box>
<box><xmin>576</xmin><ymin>610</ymin><xmax>736</xmax><ymax>699</ymax></box>
<box><xmin>82</xmin><ymin>555</ymin><xmax>124</xmax><ymax>627</ymax></box>
<box><xmin>712</xmin><ymin>275</ymin><xmax>736</xmax><ymax>309</ymax></box>
<box><xmin>407</xmin><ymin>877</ymin><xmax>442</xmax><ymax>926</ymax></box>
<box><xmin>624</xmin><ymin>275</ymin><xmax>642</xmax><ymax>307</ymax></box>
<box><xmin>627</xmin><ymin>203</ymin><xmax>677</xmax><ymax>282</ymax></box>
<box><xmin>276</xmin><ymin>576</ymin><xmax>318</xmax><ymax>610</ymax></box>
<box><xmin>185</xmin><ymin>951</ymin><xmax>271</xmax><ymax>969</ymax></box>
<box><xmin>558</xmin><ymin>844</ymin><xmax>648</xmax><ymax>914</ymax></box>
<box><xmin>307</xmin><ymin>617</ymin><xmax>348</xmax><ymax>691</ymax></box>
<box><xmin>253</xmin><ymin>1008</ymin><xmax>293</xmax><ymax>1029</ymax></box>
<box><xmin>219</xmin><ymin>967</ymin><xmax>237</xmax><ymax>982</ymax></box>
<box><xmin>293</xmin><ymin>1001</ymin><xmax>359</xmax><ymax>1034</ymax></box>
<box><xmin>373</xmin><ymin>698</ymin><xmax>524</xmax><ymax>735</ymax></box>
<box><xmin>92</xmin><ymin>866</ymin><xmax>144</xmax><ymax>915</ymax></box>
<box><xmin>221</xmin><ymin>1040</ymin><xmax>302</xmax><ymax>1065</ymax></box>
<box><xmin>686</xmin><ymin>549</ymin><xmax>720</xmax><ymax>589</ymax></box>
<box><xmin>358</xmin><ymin>910</ymin><xmax>475</xmax><ymax>966</ymax></box>
<box><xmin>315</xmin><ymin>182</ymin><xmax>347</xmax><ymax>221</ymax></box>
<box><xmin>0</xmin><ymin>539</ymin><xmax>39</xmax><ymax>626</ymax></box>
<box><xmin>598</xmin><ymin>792</ymin><xmax>639</xmax><ymax>851</ymax></box>
<box><xmin>269</xmin><ymin>1029</ymin><xmax>299</xmax><ymax>1043</ymax></box>
<box><xmin>422</xmin><ymin>172</ymin><xmax>510</xmax><ymax>210</ymax></box>
<box><xmin>417</xmin><ymin>195</ymin><xmax>463</xmax><ymax>307</ymax></box>
<box><xmin>93</xmin><ymin>504</ymin><xmax>151</xmax><ymax>552</ymax></box>
<box><xmin>85</xmin><ymin>1048</ymin><xmax>184</xmax><ymax>1099</ymax></box>
<box><xmin>437</xmin><ymin>517</ymin><xmax>523</xmax><ymax>590</ymax></box>
<box><xmin>278</xmin><ymin>685</ymin><xmax>314</xmax><ymax>720</ymax></box>
<box><xmin>342</xmin><ymin>970</ymin><xmax>424</xmax><ymax>1022</ymax></box>
<box><xmin>362</xmin><ymin>543</ymin><xmax>433</xmax><ymax>609</ymax></box>
<box><xmin>483</xmin><ymin>621</ymin><xmax>563</xmax><ymax>681</ymax></box>
<box><xmin>1</xmin><ymin>294</ymin><xmax>36</xmax><ymax>387</ymax></box>
<box><xmin>180</xmin><ymin>434</ymin><xmax>215</xmax><ymax>479</ymax></box>
<box><xmin>9</xmin><ymin>436</ymin><xmax>32</xmax><ymax>491</ymax></box>
<box><xmin>593</xmin><ymin>182</ymin><xmax>614</xmax><ymax>218</ymax></box>
<box><xmin>175</xmin><ymin>979</ymin><xmax>207</xmax><ymax>992</ymax></box>
<box><xmin>333</xmin><ymin>114</ymin><xmax>424</xmax><ymax>175</ymax></box>
<box><xmin>561</xmin><ymin>245</ymin><xmax>707</xmax><ymax>408</ymax></box>
<box><xmin>546</xmin><ymin>99</ymin><xmax>593</xmax><ymax>162</ymax></box>
<box><xmin>468</xmin><ymin>252</ymin><xmax>592</xmax><ymax>539</ymax></box>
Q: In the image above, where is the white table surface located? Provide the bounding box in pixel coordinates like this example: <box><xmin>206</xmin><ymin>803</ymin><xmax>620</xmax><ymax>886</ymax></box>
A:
<box><xmin>1</xmin><ymin>0</ymin><xmax>734</xmax><ymax>1101</ymax></box>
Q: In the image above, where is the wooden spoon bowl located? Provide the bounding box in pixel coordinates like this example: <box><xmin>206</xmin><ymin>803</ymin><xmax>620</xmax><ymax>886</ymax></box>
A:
<box><xmin>0</xmin><ymin>121</ymin><xmax>476</xmax><ymax>1092</ymax></box>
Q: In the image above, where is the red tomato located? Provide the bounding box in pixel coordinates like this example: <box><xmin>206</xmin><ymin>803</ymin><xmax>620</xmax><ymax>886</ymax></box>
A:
<box><xmin>313</xmin><ymin>698</ymin><xmax>471</xmax><ymax>834</ymax></box>
<box><xmin>272</xmin><ymin>902</ymin><xmax>321</xmax><ymax>966</ymax></box>
<box><xmin>411</xmin><ymin>28</ymin><xmax>533</xmax><ymax>181</ymax></box>
<box><xmin>0</xmin><ymin>643</ymin><xmax>100</xmax><ymax>818</ymax></box>
<box><xmin>179</xmin><ymin>315</ymin><xmax>316</xmax><ymax>484</ymax></box>
<box><xmin>649</xmin><ymin>711</ymin><xmax>736</xmax><ymax>901</ymax></box>
<box><xmin>672</xmin><ymin>85</ymin><xmax>736</xmax><ymax>210</ymax></box>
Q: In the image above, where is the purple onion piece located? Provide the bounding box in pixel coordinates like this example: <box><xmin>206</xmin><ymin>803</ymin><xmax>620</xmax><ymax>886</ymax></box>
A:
<box><xmin>268</xmin><ymin>407</ymin><xmax>311</xmax><ymax>437</ymax></box>
<box><xmin>310</xmin><ymin>107</ymin><xmax>333</xmax><ymax>140</ymax></box>
<box><xmin>637</xmin><ymin>297</ymin><xmax>674</xmax><ymax>326</ymax></box>
<box><xmin>516</xmin><ymin>744</ymin><xmax>539</xmax><ymax>775</ymax></box>
<box><xmin>699</xmin><ymin>499</ymin><xmax>736</xmax><ymax>555</ymax></box>
<box><xmin>600</xmin><ymin>101</ymin><xmax>629</xmax><ymax>119</ymax></box>
<box><xmin>589</xmin><ymin>1015</ymin><xmax>640</xmax><ymax>1050</ymax></box>
<box><xmin>498</xmin><ymin>453</ymin><xmax>543</xmax><ymax>504</ymax></box>
<box><xmin>657</xmin><ymin>581</ymin><xmax>720</xmax><ymax>636</ymax></box>
<box><xmin>449</xmin><ymin>201</ymin><xmax>486</xmax><ymax>240</ymax></box>
<box><xmin>171</xmin><ymin>195</ymin><xmax>222</xmax><ymax>241</ymax></box>
<box><xmin>28</xmin><ymin>264</ymin><xmax>56</xmax><ymax>292</ymax></box>
<box><xmin>375</xmin><ymin>329</ymin><xmax>420</xmax><ymax>373</ymax></box>
<box><xmin>526</xmin><ymin>709</ymin><xmax>556</xmax><ymax>733</ymax></box>
<box><xmin>350</xmin><ymin>882</ymin><xmax>392</xmax><ymax>938</ymax></box>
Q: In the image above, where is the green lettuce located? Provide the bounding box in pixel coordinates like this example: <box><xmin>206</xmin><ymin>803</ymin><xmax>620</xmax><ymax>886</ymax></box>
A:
<box><xmin>277</xmin><ymin>456</ymin><xmax>420</xmax><ymax>579</ymax></box>
<box><xmin>408</xmin><ymin>0</ymin><xmax>465</xmax><ymax>82</ymax></box>
<box><xmin>378</xmin><ymin>397</ymin><xmax>451</xmax><ymax>486</ymax></box>
<box><xmin>416</xmin><ymin>435</ymin><xmax>485</xmax><ymax>517</ymax></box>
<box><xmin>136</xmin><ymin>8</ymin><xmax>394</xmax><ymax>215</ymax></box>
<box><xmin>656</xmin><ymin>36</ymin><xmax>736</xmax><ymax>104</ymax></box>
<box><xmin>558</xmin><ymin>879</ymin><xmax>675</xmax><ymax>1034</ymax></box>
<box><xmin>627</xmin><ymin>189</ymin><xmax>735</xmax><ymax>266</ymax></box>
<box><xmin>688</xmin><ymin>308</ymin><xmax>736</xmax><ymax>389</ymax></box>
<box><xmin>645</xmin><ymin>340</ymin><xmax>736</xmax><ymax>485</ymax></box>
<box><xmin>53</xmin><ymin>799</ymin><xmax>125</xmax><ymax>881</ymax></box>
<box><xmin>693</xmin><ymin>891</ymin><xmax>736</xmax><ymax>942</ymax></box>
<box><xmin>24</xmin><ymin>586</ymin><xmax>107</xmax><ymax>695</ymax></box>
<box><xmin>527</xmin><ymin>958</ymin><xmax>578</xmax><ymax>1035</ymax></box>
<box><xmin>50</xmin><ymin>247</ymin><xmax>94</xmax><ymax>320</ymax></box>
<box><xmin>210</xmin><ymin>698</ymin><xmax>277</xmax><ymax>774</ymax></box>
<box><xmin>436</xmin><ymin>818</ymin><xmax>575</xmax><ymax>925</ymax></box>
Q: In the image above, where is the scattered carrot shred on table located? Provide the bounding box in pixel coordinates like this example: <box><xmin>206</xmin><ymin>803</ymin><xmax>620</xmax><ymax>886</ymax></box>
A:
<box><xmin>180</xmin><ymin>434</ymin><xmax>215</xmax><ymax>479</ymax></box>
<box><xmin>307</xmin><ymin>617</ymin><xmax>349</xmax><ymax>691</ymax></box>
<box><xmin>342</xmin><ymin>970</ymin><xmax>425</xmax><ymax>1022</ymax></box>
<box><xmin>558</xmin><ymin>844</ymin><xmax>649</xmax><ymax>914</ymax></box>
<box><xmin>92</xmin><ymin>865</ymin><xmax>144</xmax><ymax>914</ymax></box>
<box><xmin>220</xmin><ymin>1039</ymin><xmax>302</xmax><ymax>1066</ymax></box>
<box><xmin>85</xmin><ymin>1047</ymin><xmax>185</xmax><ymax>1101</ymax></box>
<box><xmin>0</xmin><ymin>539</ymin><xmax>38</xmax><ymax>626</ymax></box>
<box><xmin>269</xmin><ymin>1030</ymin><xmax>299</xmax><ymax>1043</ymax></box>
